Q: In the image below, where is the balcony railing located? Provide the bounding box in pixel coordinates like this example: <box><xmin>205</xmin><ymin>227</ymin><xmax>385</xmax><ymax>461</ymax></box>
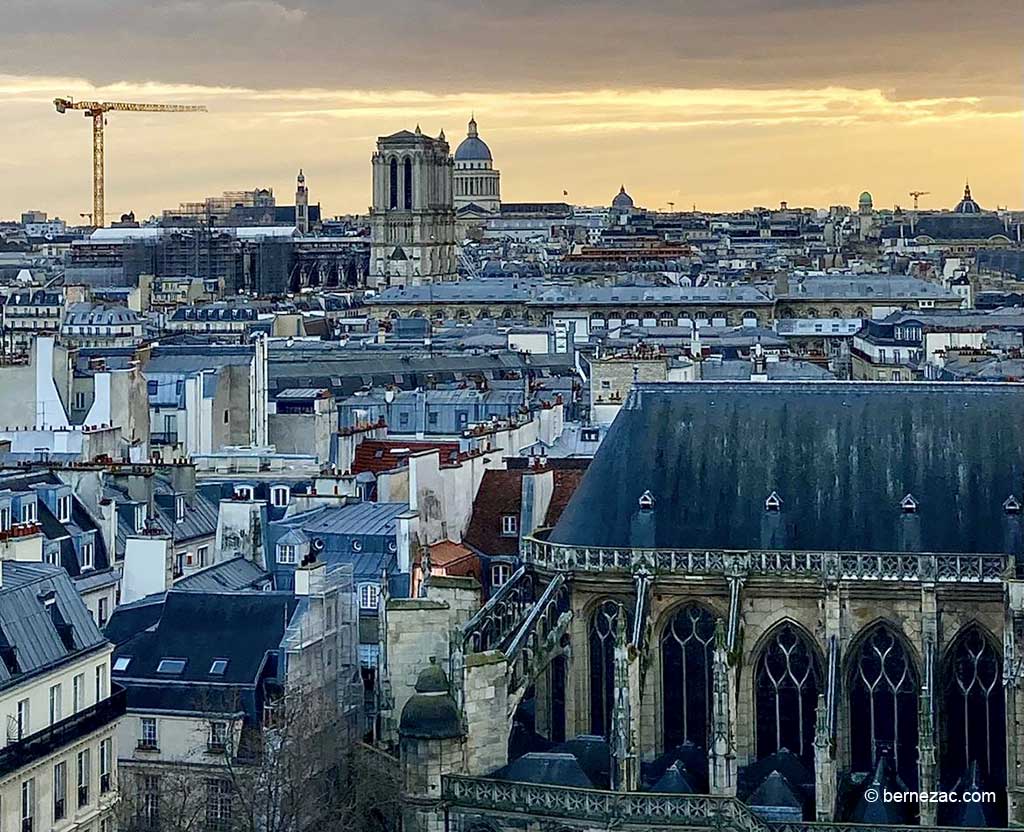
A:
<box><xmin>0</xmin><ymin>685</ymin><xmax>126</xmax><ymax>779</ymax></box>
<box><xmin>442</xmin><ymin>776</ymin><xmax>994</xmax><ymax>832</ymax></box>
<box><xmin>522</xmin><ymin>533</ymin><xmax>1007</xmax><ymax>584</ymax></box>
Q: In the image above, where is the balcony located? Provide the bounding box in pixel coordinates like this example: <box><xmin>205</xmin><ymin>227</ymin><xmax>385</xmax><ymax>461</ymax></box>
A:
<box><xmin>0</xmin><ymin>685</ymin><xmax>126</xmax><ymax>779</ymax></box>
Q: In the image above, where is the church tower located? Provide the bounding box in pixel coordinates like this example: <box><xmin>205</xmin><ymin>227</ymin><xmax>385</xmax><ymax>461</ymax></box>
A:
<box><xmin>295</xmin><ymin>169</ymin><xmax>309</xmax><ymax>234</ymax></box>
<box><xmin>369</xmin><ymin>126</ymin><xmax>457</xmax><ymax>288</ymax></box>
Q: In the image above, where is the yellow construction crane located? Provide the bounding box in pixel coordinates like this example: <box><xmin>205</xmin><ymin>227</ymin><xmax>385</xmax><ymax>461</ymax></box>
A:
<box><xmin>53</xmin><ymin>97</ymin><xmax>207</xmax><ymax>228</ymax></box>
<box><xmin>909</xmin><ymin>190</ymin><xmax>930</xmax><ymax>210</ymax></box>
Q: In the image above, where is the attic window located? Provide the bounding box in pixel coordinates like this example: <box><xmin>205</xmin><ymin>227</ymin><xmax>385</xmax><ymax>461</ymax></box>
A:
<box><xmin>209</xmin><ymin>659</ymin><xmax>228</xmax><ymax>676</ymax></box>
<box><xmin>638</xmin><ymin>490</ymin><xmax>655</xmax><ymax>511</ymax></box>
<box><xmin>581</xmin><ymin>428</ymin><xmax>600</xmax><ymax>442</ymax></box>
<box><xmin>1005</xmin><ymin>495</ymin><xmax>1022</xmax><ymax>515</ymax></box>
<box><xmin>501</xmin><ymin>515</ymin><xmax>518</xmax><ymax>536</ymax></box>
<box><xmin>765</xmin><ymin>491</ymin><xmax>783</xmax><ymax>512</ymax></box>
<box><xmin>156</xmin><ymin>659</ymin><xmax>186</xmax><ymax>675</ymax></box>
<box><xmin>900</xmin><ymin>494</ymin><xmax>919</xmax><ymax>514</ymax></box>
<box><xmin>113</xmin><ymin>657</ymin><xmax>131</xmax><ymax>672</ymax></box>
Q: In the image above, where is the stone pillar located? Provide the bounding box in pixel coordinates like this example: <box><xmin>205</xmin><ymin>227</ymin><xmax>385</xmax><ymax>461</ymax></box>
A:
<box><xmin>610</xmin><ymin>606</ymin><xmax>639</xmax><ymax>791</ymax></box>
<box><xmin>1005</xmin><ymin>582</ymin><xmax>1024</xmax><ymax>823</ymax></box>
<box><xmin>565</xmin><ymin>587</ymin><xmax>590</xmax><ymax>739</ymax></box>
<box><xmin>709</xmin><ymin>618</ymin><xmax>737</xmax><ymax>795</ymax></box>
<box><xmin>821</xmin><ymin>554</ymin><xmax>843</xmax><ymax>815</ymax></box>
<box><xmin>814</xmin><ymin>694</ymin><xmax>837</xmax><ymax>821</ymax></box>
<box><xmin>463</xmin><ymin>651</ymin><xmax>510</xmax><ymax>776</ymax></box>
<box><xmin>918</xmin><ymin>575</ymin><xmax>938</xmax><ymax>824</ymax></box>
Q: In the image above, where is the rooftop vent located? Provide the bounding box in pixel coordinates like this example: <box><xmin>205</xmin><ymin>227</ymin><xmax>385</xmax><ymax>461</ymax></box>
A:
<box><xmin>900</xmin><ymin>494</ymin><xmax>919</xmax><ymax>514</ymax></box>
<box><xmin>765</xmin><ymin>491</ymin><xmax>783</xmax><ymax>512</ymax></box>
<box><xmin>638</xmin><ymin>490</ymin><xmax>655</xmax><ymax>511</ymax></box>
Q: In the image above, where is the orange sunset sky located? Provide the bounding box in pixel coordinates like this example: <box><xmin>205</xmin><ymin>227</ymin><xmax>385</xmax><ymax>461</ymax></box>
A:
<box><xmin>1</xmin><ymin>0</ymin><xmax>1021</xmax><ymax>220</ymax></box>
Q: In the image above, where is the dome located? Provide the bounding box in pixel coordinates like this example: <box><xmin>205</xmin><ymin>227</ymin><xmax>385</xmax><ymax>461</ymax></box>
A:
<box><xmin>858</xmin><ymin>191</ymin><xmax>873</xmax><ymax>207</ymax></box>
<box><xmin>954</xmin><ymin>182</ymin><xmax>982</xmax><ymax>214</ymax></box>
<box><xmin>612</xmin><ymin>185</ymin><xmax>634</xmax><ymax>210</ymax></box>
<box><xmin>399</xmin><ymin>661</ymin><xmax>463</xmax><ymax>739</ymax></box>
<box><xmin>454</xmin><ymin>116</ymin><xmax>492</xmax><ymax>162</ymax></box>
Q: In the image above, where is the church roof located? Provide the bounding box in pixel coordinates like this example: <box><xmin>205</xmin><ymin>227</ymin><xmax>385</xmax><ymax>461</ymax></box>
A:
<box><xmin>612</xmin><ymin>185</ymin><xmax>635</xmax><ymax>210</ymax></box>
<box><xmin>954</xmin><ymin>182</ymin><xmax>983</xmax><ymax>214</ymax></box>
<box><xmin>549</xmin><ymin>382</ymin><xmax>1024</xmax><ymax>555</ymax></box>
<box><xmin>454</xmin><ymin>116</ymin><xmax>493</xmax><ymax>162</ymax></box>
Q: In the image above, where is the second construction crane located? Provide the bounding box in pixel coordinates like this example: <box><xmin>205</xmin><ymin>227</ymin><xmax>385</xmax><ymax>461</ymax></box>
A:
<box><xmin>54</xmin><ymin>97</ymin><xmax>207</xmax><ymax>228</ymax></box>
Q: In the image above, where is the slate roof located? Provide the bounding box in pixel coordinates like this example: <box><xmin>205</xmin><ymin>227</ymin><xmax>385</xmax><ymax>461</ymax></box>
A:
<box><xmin>779</xmin><ymin>276</ymin><xmax>957</xmax><ymax>300</ymax></box>
<box><xmin>172</xmin><ymin>557</ymin><xmax>270</xmax><ymax>592</ymax></box>
<box><xmin>550</xmin><ymin>382</ymin><xmax>1024</xmax><ymax>554</ymax></box>
<box><xmin>298</xmin><ymin>501</ymin><xmax>408</xmax><ymax>537</ymax></box>
<box><xmin>0</xmin><ymin>562</ymin><xmax>107</xmax><ymax>691</ymax></box>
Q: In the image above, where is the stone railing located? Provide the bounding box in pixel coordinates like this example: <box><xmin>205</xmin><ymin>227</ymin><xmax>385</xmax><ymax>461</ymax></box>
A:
<box><xmin>443</xmin><ymin>776</ymin><xmax>994</xmax><ymax>832</ymax></box>
<box><xmin>522</xmin><ymin>533</ymin><xmax>1007</xmax><ymax>584</ymax></box>
<box><xmin>442</xmin><ymin>775</ymin><xmax>770</xmax><ymax>832</ymax></box>
<box><xmin>457</xmin><ymin>565</ymin><xmax>534</xmax><ymax>655</ymax></box>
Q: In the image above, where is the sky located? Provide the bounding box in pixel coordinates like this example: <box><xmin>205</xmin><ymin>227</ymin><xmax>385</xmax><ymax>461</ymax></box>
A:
<box><xmin>1</xmin><ymin>0</ymin><xmax>1022</xmax><ymax>220</ymax></box>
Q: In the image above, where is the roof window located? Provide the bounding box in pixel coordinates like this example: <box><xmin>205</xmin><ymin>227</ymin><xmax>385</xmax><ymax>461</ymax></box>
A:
<box><xmin>156</xmin><ymin>658</ymin><xmax>186</xmax><ymax>674</ymax></box>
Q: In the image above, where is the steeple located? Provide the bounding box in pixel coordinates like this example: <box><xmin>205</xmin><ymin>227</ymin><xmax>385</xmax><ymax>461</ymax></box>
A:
<box><xmin>467</xmin><ymin>114</ymin><xmax>478</xmax><ymax>138</ymax></box>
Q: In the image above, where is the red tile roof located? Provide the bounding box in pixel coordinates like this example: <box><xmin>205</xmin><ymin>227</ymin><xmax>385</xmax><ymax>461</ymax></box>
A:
<box><xmin>351</xmin><ymin>440</ymin><xmax>460</xmax><ymax>475</ymax></box>
<box><xmin>464</xmin><ymin>469</ymin><xmax>524</xmax><ymax>556</ymax></box>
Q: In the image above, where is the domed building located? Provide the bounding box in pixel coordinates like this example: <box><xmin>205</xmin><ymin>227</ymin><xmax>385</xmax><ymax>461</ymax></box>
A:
<box><xmin>954</xmin><ymin>181</ymin><xmax>982</xmax><ymax>214</ymax></box>
<box><xmin>858</xmin><ymin>191</ymin><xmax>873</xmax><ymax>214</ymax></box>
<box><xmin>453</xmin><ymin>115</ymin><xmax>501</xmax><ymax>214</ymax></box>
<box><xmin>611</xmin><ymin>185</ymin><xmax>635</xmax><ymax>213</ymax></box>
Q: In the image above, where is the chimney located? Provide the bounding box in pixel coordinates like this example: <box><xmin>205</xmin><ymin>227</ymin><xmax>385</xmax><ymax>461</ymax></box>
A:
<box><xmin>169</xmin><ymin>463</ymin><xmax>196</xmax><ymax>500</ymax></box>
<box><xmin>294</xmin><ymin>554</ymin><xmax>325</xmax><ymax>596</ymax></box>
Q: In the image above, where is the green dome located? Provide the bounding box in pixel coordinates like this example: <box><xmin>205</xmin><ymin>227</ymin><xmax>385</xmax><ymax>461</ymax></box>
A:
<box><xmin>858</xmin><ymin>191</ymin><xmax>873</xmax><ymax>206</ymax></box>
<box><xmin>399</xmin><ymin>661</ymin><xmax>463</xmax><ymax>740</ymax></box>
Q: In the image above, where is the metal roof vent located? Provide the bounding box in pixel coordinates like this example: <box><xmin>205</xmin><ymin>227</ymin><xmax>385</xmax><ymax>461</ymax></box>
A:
<box><xmin>900</xmin><ymin>494</ymin><xmax>919</xmax><ymax>514</ymax></box>
<box><xmin>1004</xmin><ymin>495</ymin><xmax>1021</xmax><ymax>515</ymax></box>
<box><xmin>764</xmin><ymin>491</ymin><xmax>783</xmax><ymax>512</ymax></box>
<box><xmin>638</xmin><ymin>490</ymin><xmax>655</xmax><ymax>512</ymax></box>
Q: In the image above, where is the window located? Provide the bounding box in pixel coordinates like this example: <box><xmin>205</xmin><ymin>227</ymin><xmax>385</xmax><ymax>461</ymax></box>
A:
<box><xmin>208</xmin><ymin>721</ymin><xmax>228</xmax><ymax>753</ymax></box>
<box><xmin>755</xmin><ymin>623</ymin><xmax>821</xmax><ymax>766</ymax></box>
<box><xmin>270</xmin><ymin>486</ymin><xmax>290</xmax><ymax>507</ymax></box>
<box><xmin>20</xmin><ymin>501</ymin><xmax>35</xmax><ymax>523</ymax></box>
<box><xmin>134</xmin><ymin>504</ymin><xmax>146</xmax><ymax>532</ymax></box>
<box><xmin>21</xmin><ymin>778</ymin><xmax>34</xmax><ymax>832</ymax></box>
<box><xmin>209</xmin><ymin>659</ymin><xmax>228</xmax><ymax>675</ymax></box>
<box><xmin>95</xmin><ymin>664</ymin><xmax>107</xmax><ymax>701</ymax></box>
<box><xmin>100</xmin><ymin>738</ymin><xmax>112</xmax><ymax>793</ymax></box>
<box><xmin>359</xmin><ymin>583</ymin><xmax>380</xmax><ymax>611</ymax></box>
<box><xmin>17</xmin><ymin>698</ymin><xmax>29</xmax><ymax>739</ymax></box>
<box><xmin>660</xmin><ymin>604</ymin><xmax>716</xmax><ymax>751</ymax></box>
<box><xmin>97</xmin><ymin>597</ymin><xmax>109</xmax><ymax>628</ymax></box>
<box><xmin>81</xmin><ymin>541</ymin><xmax>93</xmax><ymax>570</ymax></box>
<box><xmin>53</xmin><ymin>761</ymin><xmax>67</xmax><ymax>821</ymax></box>
<box><xmin>147</xmin><ymin>380</ymin><xmax>158</xmax><ymax>396</ymax></box>
<box><xmin>351</xmin><ymin>539</ymin><xmax>363</xmax><ymax>552</ymax></box>
<box><xmin>205</xmin><ymin>779</ymin><xmax>233</xmax><ymax>832</ymax></box>
<box><xmin>501</xmin><ymin>515</ymin><xmax>518</xmax><ymax>537</ymax></box>
<box><xmin>277</xmin><ymin>544</ymin><xmax>297</xmax><ymax>565</ymax></box>
<box><xmin>0</xmin><ymin>506</ymin><xmax>11</xmax><ymax>532</ymax></box>
<box><xmin>48</xmin><ymin>684</ymin><xmax>62</xmax><ymax>725</ymax></box>
<box><xmin>156</xmin><ymin>658</ymin><xmax>186</xmax><ymax>674</ymax></box>
<box><xmin>56</xmin><ymin>494</ymin><xmax>71</xmax><ymax>523</ymax></box>
<box><xmin>112</xmin><ymin>656</ymin><xmax>131</xmax><ymax>673</ymax></box>
<box><xmin>175</xmin><ymin>495</ymin><xmax>186</xmax><ymax>522</ymax></box>
<box><xmin>140</xmin><ymin>774</ymin><xmax>160</xmax><ymax>829</ymax></box>
<box><xmin>491</xmin><ymin>563</ymin><xmax>512</xmax><ymax>588</ymax></box>
<box><xmin>74</xmin><ymin>391</ymin><xmax>87</xmax><ymax>410</ymax></box>
<box><xmin>197</xmin><ymin>545</ymin><xmax>209</xmax><ymax>567</ymax></box>
<box><xmin>234</xmin><ymin>485</ymin><xmax>254</xmax><ymax>500</ymax></box>
<box><xmin>73</xmin><ymin>673</ymin><xmax>85</xmax><ymax>711</ymax></box>
<box><xmin>139</xmin><ymin>717</ymin><xmax>158</xmax><ymax>750</ymax></box>
<box><xmin>77</xmin><ymin>748</ymin><xmax>90</xmax><ymax>807</ymax></box>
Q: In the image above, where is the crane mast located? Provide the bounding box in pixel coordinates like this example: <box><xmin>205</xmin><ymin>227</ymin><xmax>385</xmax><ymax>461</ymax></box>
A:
<box><xmin>53</xmin><ymin>97</ymin><xmax>207</xmax><ymax>227</ymax></box>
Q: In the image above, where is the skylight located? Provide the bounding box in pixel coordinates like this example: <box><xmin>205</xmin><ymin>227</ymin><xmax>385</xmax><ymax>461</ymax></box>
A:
<box><xmin>209</xmin><ymin>659</ymin><xmax>228</xmax><ymax>676</ymax></box>
<box><xmin>156</xmin><ymin>658</ymin><xmax>186</xmax><ymax>674</ymax></box>
<box><xmin>113</xmin><ymin>656</ymin><xmax>131</xmax><ymax>672</ymax></box>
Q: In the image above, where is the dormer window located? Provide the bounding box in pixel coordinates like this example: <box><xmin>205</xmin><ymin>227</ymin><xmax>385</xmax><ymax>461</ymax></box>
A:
<box><xmin>581</xmin><ymin>427</ymin><xmax>600</xmax><ymax>442</ymax></box>
<box><xmin>81</xmin><ymin>541</ymin><xmax>93</xmax><ymax>570</ymax></box>
<box><xmin>20</xmin><ymin>501</ymin><xmax>35</xmax><ymax>523</ymax></box>
<box><xmin>270</xmin><ymin>486</ymin><xmax>290</xmax><ymax>508</ymax></box>
<box><xmin>112</xmin><ymin>657</ymin><xmax>131</xmax><ymax>672</ymax></box>
<box><xmin>134</xmin><ymin>504</ymin><xmax>146</xmax><ymax>532</ymax></box>
<box><xmin>156</xmin><ymin>659</ymin><xmax>186</xmax><ymax>675</ymax></box>
<box><xmin>900</xmin><ymin>494</ymin><xmax>919</xmax><ymax>514</ymax></box>
<box><xmin>501</xmin><ymin>515</ymin><xmax>518</xmax><ymax>537</ymax></box>
<box><xmin>57</xmin><ymin>494</ymin><xmax>72</xmax><ymax>523</ymax></box>
<box><xmin>234</xmin><ymin>486</ymin><xmax>254</xmax><ymax>501</ymax></box>
<box><xmin>1006</xmin><ymin>495</ymin><xmax>1022</xmax><ymax>515</ymax></box>
<box><xmin>765</xmin><ymin>491</ymin><xmax>783</xmax><ymax>512</ymax></box>
<box><xmin>277</xmin><ymin>544</ymin><xmax>297</xmax><ymax>565</ymax></box>
<box><xmin>638</xmin><ymin>490</ymin><xmax>655</xmax><ymax>511</ymax></box>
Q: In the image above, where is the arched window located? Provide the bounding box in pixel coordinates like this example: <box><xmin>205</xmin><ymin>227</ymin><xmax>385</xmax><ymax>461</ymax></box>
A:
<box><xmin>403</xmin><ymin>158</ymin><xmax>413</xmax><ymax>210</ymax></box>
<box><xmin>849</xmin><ymin>625</ymin><xmax>919</xmax><ymax>786</ymax></box>
<box><xmin>388</xmin><ymin>158</ymin><xmax>398</xmax><ymax>209</ymax></box>
<box><xmin>755</xmin><ymin>623</ymin><xmax>821</xmax><ymax>766</ymax></box>
<box><xmin>589</xmin><ymin>600</ymin><xmax>624</xmax><ymax>737</ymax></box>
<box><xmin>942</xmin><ymin>626</ymin><xmax>1005</xmax><ymax>789</ymax></box>
<box><xmin>661</xmin><ymin>604</ymin><xmax>716</xmax><ymax>751</ymax></box>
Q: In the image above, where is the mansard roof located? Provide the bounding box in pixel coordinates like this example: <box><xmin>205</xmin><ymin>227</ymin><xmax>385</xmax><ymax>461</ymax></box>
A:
<box><xmin>549</xmin><ymin>382</ymin><xmax>1024</xmax><ymax>555</ymax></box>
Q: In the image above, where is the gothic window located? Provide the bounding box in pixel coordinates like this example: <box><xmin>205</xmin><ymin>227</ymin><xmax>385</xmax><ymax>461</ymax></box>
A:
<box><xmin>403</xmin><ymin>158</ymin><xmax>413</xmax><ymax>210</ymax></box>
<box><xmin>589</xmin><ymin>600</ymin><xmax>625</xmax><ymax>737</ymax></box>
<box><xmin>849</xmin><ymin>625</ymin><xmax>919</xmax><ymax>786</ymax></box>
<box><xmin>388</xmin><ymin>158</ymin><xmax>398</xmax><ymax>209</ymax></box>
<box><xmin>755</xmin><ymin>623</ymin><xmax>820</xmax><ymax>766</ymax></box>
<box><xmin>942</xmin><ymin>626</ymin><xmax>1005</xmax><ymax>788</ymax></box>
<box><xmin>661</xmin><ymin>604</ymin><xmax>716</xmax><ymax>751</ymax></box>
